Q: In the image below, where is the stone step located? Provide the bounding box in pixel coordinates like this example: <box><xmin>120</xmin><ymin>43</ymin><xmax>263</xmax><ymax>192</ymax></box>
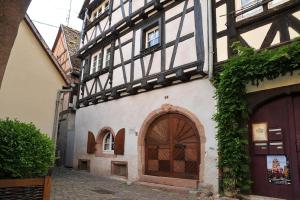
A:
<box><xmin>135</xmin><ymin>181</ymin><xmax>192</xmax><ymax>194</ymax></box>
<box><xmin>239</xmin><ymin>195</ymin><xmax>285</xmax><ymax>200</ymax></box>
<box><xmin>139</xmin><ymin>175</ymin><xmax>199</xmax><ymax>189</ymax></box>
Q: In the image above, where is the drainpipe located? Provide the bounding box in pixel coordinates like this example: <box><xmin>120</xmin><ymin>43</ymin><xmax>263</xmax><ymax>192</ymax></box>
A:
<box><xmin>207</xmin><ymin>0</ymin><xmax>214</xmax><ymax>78</ymax></box>
<box><xmin>52</xmin><ymin>88</ymin><xmax>73</xmax><ymax>147</ymax></box>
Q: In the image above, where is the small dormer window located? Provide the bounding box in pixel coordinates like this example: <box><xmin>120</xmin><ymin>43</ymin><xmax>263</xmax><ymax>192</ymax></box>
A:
<box><xmin>97</xmin><ymin>8</ymin><xmax>103</xmax><ymax>17</ymax></box>
<box><xmin>104</xmin><ymin>0</ymin><xmax>110</xmax><ymax>11</ymax></box>
<box><xmin>93</xmin><ymin>12</ymin><xmax>97</xmax><ymax>20</ymax></box>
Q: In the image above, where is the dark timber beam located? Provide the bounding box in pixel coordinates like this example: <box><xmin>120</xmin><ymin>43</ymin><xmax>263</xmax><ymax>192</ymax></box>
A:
<box><xmin>0</xmin><ymin>0</ymin><xmax>32</xmax><ymax>88</ymax></box>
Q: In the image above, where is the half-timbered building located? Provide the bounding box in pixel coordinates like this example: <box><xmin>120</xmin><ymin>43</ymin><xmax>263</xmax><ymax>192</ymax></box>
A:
<box><xmin>213</xmin><ymin>0</ymin><xmax>300</xmax><ymax>199</ymax></box>
<box><xmin>74</xmin><ymin>0</ymin><xmax>217</xmax><ymax>191</ymax></box>
<box><xmin>52</xmin><ymin>25</ymin><xmax>81</xmax><ymax>168</ymax></box>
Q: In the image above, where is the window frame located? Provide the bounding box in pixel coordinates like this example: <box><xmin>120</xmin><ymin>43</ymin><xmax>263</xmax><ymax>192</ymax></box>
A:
<box><xmin>237</xmin><ymin>0</ymin><xmax>263</xmax><ymax>20</ymax></box>
<box><xmin>141</xmin><ymin>19</ymin><xmax>162</xmax><ymax>51</ymax></box>
<box><xmin>90</xmin><ymin>51</ymin><xmax>103</xmax><ymax>74</ymax></box>
<box><xmin>146</xmin><ymin>26</ymin><xmax>160</xmax><ymax>48</ymax></box>
<box><xmin>105</xmin><ymin>47</ymin><xmax>111</xmax><ymax>68</ymax></box>
<box><xmin>103</xmin><ymin>132</ymin><xmax>114</xmax><ymax>152</ymax></box>
<box><xmin>104</xmin><ymin>0</ymin><xmax>110</xmax><ymax>11</ymax></box>
<box><xmin>91</xmin><ymin>54</ymin><xmax>98</xmax><ymax>74</ymax></box>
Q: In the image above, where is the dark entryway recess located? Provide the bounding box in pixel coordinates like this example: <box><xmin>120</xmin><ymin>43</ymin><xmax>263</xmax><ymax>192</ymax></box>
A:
<box><xmin>250</xmin><ymin>95</ymin><xmax>300</xmax><ymax>200</ymax></box>
<box><xmin>145</xmin><ymin>113</ymin><xmax>200</xmax><ymax>180</ymax></box>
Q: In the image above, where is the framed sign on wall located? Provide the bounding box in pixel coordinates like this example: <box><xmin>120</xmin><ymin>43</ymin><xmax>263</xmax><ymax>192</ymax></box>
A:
<box><xmin>252</xmin><ymin>122</ymin><xmax>268</xmax><ymax>142</ymax></box>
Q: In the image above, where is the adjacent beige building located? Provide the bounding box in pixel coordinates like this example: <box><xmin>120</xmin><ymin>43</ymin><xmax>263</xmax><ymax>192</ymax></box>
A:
<box><xmin>0</xmin><ymin>15</ymin><xmax>69</xmax><ymax>137</ymax></box>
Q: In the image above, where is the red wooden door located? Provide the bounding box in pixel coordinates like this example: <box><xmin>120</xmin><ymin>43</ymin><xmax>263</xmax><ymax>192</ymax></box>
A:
<box><xmin>145</xmin><ymin>113</ymin><xmax>200</xmax><ymax>179</ymax></box>
<box><xmin>292</xmin><ymin>95</ymin><xmax>300</xmax><ymax>199</ymax></box>
<box><xmin>250</xmin><ymin>96</ymin><xmax>300</xmax><ymax>199</ymax></box>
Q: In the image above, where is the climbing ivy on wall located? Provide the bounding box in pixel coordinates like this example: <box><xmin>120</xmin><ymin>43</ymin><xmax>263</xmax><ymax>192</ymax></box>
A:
<box><xmin>213</xmin><ymin>40</ymin><xmax>300</xmax><ymax>195</ymax></box>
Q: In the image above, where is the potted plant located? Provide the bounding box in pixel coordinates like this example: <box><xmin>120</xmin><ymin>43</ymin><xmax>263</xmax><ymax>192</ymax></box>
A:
<box><xmin>0</xmin><ymin>119</ymin><xmax>55</xmax><ymax>200</ymax></box>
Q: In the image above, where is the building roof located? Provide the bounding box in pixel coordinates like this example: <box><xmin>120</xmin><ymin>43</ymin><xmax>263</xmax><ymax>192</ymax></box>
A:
<box><xmin>61</xmin><ymin>25</ymin><xmax>81</xmax><ymax>70</ymax></box>
<box><xmin>24</xmin><ymin>14</ymin><xmax>70</xmax><ymax>84</ymax></box>
<box><xmin>52</xmin><ymin>25</ymin><xmax>81</xmax><ymax>72</ymax></box>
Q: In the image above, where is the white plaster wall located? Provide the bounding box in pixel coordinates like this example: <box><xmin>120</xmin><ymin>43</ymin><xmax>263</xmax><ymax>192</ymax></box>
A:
<box><xmin>133</xmin><ymin>60</ymin><xmax>143</xmax><ymax>80</ymax></box>
<box><xmin>216</xmin><ymin>36</ymin><xmax>227</xmax><ymax>62</ymax></box>
<box><xmin>174</xmin><ymin>37</ymin><xmax>197</xmax><ymax>67</ymax></box>
<box><xmin>100</xmin><ymin>17</ymin><xmax>109</xmax><ymax>31</ymax></box>
<box><xmin>74</xmin><ymin>78</ymin><xmax>218</xmax><ymax>190</ymax></box>
<box><xmin>132</xmin><ymin>0</ymin><xmax>144</xmax><ymax>13</ymax></box>
<box><xmin>120</xmin><ymin>31</ymin><xmax>133</xmax><ymax>43</ymax></box>
<box><xmin>246</xmin><ymin>70</ymin><xmax>300</xmax><ymax>93</ymax></box>
<box><xmin>111</xmin><ymin>8</ymin><xmax>124</xmax><ymax>27</ymax></box>
<box><xmin>165</xmin><ymin>17</ymin><xmax>180</xmax><ymax>44</ymax></box>
<box><xmin>165</xmin><ymin>1</ymin><xmax>185</xmax><ymax>21</ymax></box>
<box><xmin>216</xmin><ymin>4</ymin><xmax>227</xmax><ymax>32</ymax></box>
<box><xmin>241</xmin><ymin>23</ymin><xmax>272</xmax><ymax>49</ymax></box>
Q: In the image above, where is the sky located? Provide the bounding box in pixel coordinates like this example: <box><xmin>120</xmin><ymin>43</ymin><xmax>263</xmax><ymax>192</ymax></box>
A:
<box><xmin>27</xmin><ymin>0</ymin><xmax>85</xmax><ymax>48</ymax></box>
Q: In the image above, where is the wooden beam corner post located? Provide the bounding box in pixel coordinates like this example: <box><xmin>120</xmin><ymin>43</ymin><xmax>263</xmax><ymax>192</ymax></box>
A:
<box><xmin>43</xmin><ymin>176</ymin><xmax>51</xmax><ymax>200</ymax></box>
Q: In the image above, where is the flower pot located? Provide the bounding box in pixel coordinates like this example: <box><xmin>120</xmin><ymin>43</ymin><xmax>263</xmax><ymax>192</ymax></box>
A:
<box><xmin>0</xmin><ymin>176</ymin><xmax>51</xmax><ymax>200</ymax></box>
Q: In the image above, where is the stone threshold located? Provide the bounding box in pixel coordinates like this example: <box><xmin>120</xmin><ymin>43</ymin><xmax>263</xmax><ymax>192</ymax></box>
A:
<box><xmin>239</xmin><ymin>195</ymin><xmax>286</xmax><ymax>200</ymax></box>
<box><xmin>139</xmin><ymin>175</ymin><xmax>199</xmax><ymax>189</ymax></box>
<box><xmin>135</xmin><ymin>181</ymin><xmax>193</xmax><ymax>194</ymax></box>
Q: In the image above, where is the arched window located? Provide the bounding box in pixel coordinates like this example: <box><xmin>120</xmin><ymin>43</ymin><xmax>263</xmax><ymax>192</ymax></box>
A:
<box><xmin>103</xmin><ymin>132</ymin><xmax>114</xmax><ymax>152</ymax></box>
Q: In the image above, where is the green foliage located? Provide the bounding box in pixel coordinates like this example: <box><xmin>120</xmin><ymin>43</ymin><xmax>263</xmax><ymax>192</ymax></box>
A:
<box><xmin>214</xmin><ymin>40</ymin><xmax>300</xmax><ymax>195</ymax></box>
<box><xmin>0</xmin><ymin>119</ymin><xmax>55</xmax><ymax>178</ymax></box>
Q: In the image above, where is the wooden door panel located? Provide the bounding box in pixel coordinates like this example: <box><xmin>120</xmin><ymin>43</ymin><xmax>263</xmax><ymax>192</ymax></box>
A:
<box><xmin>146</xmin><ymin>115</ymin><xmax>170</xmax><ymax>176</ymax></box>
<box><xmin>147</xmin><ymin>148</ymin><xmax>158</xmax><ymax>160</ymax></box>
<box><xmin>173</xmin><ymin>148</ymin><xmax>185</xmax><ymax>160</ymax></box>
<box><xmin>159</xmin><ymin>160</ymin><xmax>170</xmax><ymax>172</ymax></box>
<box><xmin>173</xmin><ymin>160</ymin><xmax>185</xmax><ymax>173</ymax></box>
<box><xmin>185</xmin><ymin>161</ymin><xmax>198</xmax><ymax>174</ymax></box>
<box><xmin>185</xmin><ymin>148</ymin><xmax>198</xmax><ymax>161</ymax></box>
<box><xmin>158</xmin><ymin>149</ymin><xmax>170</xmax><ymax>160</ymax></box>
<box><xmin>147</xmin><ymin>116</ymin><xmax>169</xmax><ymax>145</ymax></box>
<box><xmin>292</xmin><ymin>95</ymin><xmax>300</xmax><ymax>199</ymax></box>
<box><xmin>148</xmin><ymin>160</ymin><xmax>159</xmax><ymax>171</ymax></box>
<box><xmin>250</xmin><ymin>97</ymin><xmax>293</xmax><ymax>199</ymax></box>
<box><xmin>145</xmin><ymin>113</ymin><xmax>200</xmax><ymax>180</ymax></box>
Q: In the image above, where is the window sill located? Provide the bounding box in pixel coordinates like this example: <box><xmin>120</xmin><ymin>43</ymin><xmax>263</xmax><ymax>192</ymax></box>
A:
<box><xmin>236</xmin><ymin>8</ymin><xmax>263</xmax><ymax>21</ymax></box>
<box><xmin>140</xmin><ymin>44</ymin><xmax>161</xmax><ymax>55</ymax></box>
<box><xmin>83</xmin><ymin>68</ymin><xmax>110</xmax><ymax>82</ymax></box>
<box><xmin>95</xmin><ymin>152</ymin><xmax>116</xmax><ymax>158</ymax></box>
<box><xmin>103</xmin><ymin>150</ymin><xmax>114</xmax><ymax>154</ymax></box>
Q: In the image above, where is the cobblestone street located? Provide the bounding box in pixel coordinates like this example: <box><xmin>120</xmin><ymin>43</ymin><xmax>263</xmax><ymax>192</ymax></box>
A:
<box><xmin>51</xmin><ymin>168</ymin><xmax>198</xmax><ymax>200</ymax></box>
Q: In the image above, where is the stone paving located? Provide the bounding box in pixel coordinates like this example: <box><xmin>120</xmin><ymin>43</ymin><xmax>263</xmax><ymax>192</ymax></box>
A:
<box><xmin>51</xmin><ymin>167</ymin><xmax>199</xmax><ymax>200</ymax></box>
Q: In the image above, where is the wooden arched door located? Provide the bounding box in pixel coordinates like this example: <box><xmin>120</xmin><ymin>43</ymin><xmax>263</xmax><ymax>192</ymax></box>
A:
<box><xmin>145</xmin><ymin>113</ymin><xmax>200</xmax><ymax>179</ymax></box>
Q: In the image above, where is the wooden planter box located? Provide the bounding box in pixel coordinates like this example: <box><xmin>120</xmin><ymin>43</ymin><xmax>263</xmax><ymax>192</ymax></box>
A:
<box><xmin>0</xmin><ymin>176</ymin><xmax>51</xmax><ymax>200</ymax></box>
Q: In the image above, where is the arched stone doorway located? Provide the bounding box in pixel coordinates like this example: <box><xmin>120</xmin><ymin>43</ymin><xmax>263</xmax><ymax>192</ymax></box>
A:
<box><xmin>138</xmin><ymin>104</ymin><xmax>205</xmax><ymax>182</ymax></box>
